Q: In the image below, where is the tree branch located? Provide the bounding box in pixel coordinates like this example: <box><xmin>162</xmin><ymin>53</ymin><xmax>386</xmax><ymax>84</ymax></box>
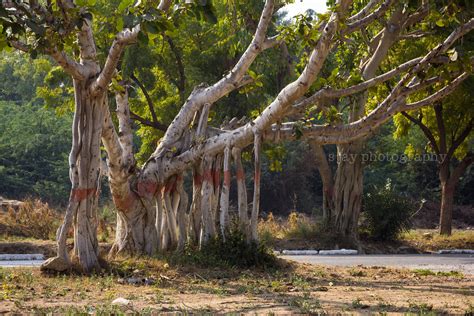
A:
<box><xmin>90</xmin><ymin>25</ymin><xmax>140</xmax><ymax>95</ymax></box>
<box><xmin>166</xmin><ymin>36</ymin><xmax>186</xmax><ymax>102</ymax></box>
<box><xmin>130</xmin><ymin>73</ymin><xmax>159</xmax><ymax>125</ymax></box>
<box><xmin>48</xmin><ymin>47</ymin><xmax>88</xmax><ymax>81</ymax></box>
<box><xmin>343</xmin><ymin>0</ymin><xmax>395</xmax><ymax>36</ymax></box>
<box><xmin>434</xmin><ymin>103</ymin><xmax>447</xmax><ymax>155</ymax></box>
<box><xmin>347</xmin><ymin>0</ymin><xmax>381</xmax><ymax>23</ymax></box>
<box><xmin>449</xmin><ymin>152</ymin><xmax>473</xmax><ymax>185</ymax></box>
<box><xmin>446</xmin><ymin>119</ymin><xmax>473</xmax><ymax>160</ymax></box>
<box><xmin>401</xmin><ymin>111</ymin><xmax>440</xmax><ymax>155</ymax></box>
<box><xmin>130</xmin><ymin>111</ymin><xmax>168</xmax><ymax>132</ymax></box>
<box><xmin>152</xmin><ymin>0</ymin><xmax>277</xmax><ymax>158</ymax></box>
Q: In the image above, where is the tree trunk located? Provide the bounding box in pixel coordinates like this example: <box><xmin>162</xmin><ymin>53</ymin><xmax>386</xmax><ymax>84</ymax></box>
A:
<box><xmin>439</xmin><ymin>181</ymin><xmax>455</xmax><ymax>236</ymax></box>
<box><xmin>310</xmin><ymin>143</ymin><xmax>334</xmax><ymax>220</ymax></box>
<box><xmin>44</xmin><ymin>81</ymin><xmax>105</xmax><ymax>272</ymax></box>
<box><xmin>333</xmin><ymin>141</ymin><xmax>364</xmax><ymax>239</ymax></box>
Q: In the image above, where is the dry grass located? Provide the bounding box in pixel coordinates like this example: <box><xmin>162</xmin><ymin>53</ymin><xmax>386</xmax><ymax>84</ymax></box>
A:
<box><xmin>400</xmin><ymin>229</ymin><xmax>474</xmax><ymax>252</ymax></box>
<box><xmin>259</xmin><ymin>212</ymin><xmax>318</xmax><ymax>242</ymax></box>
<box><xmin>258</xmin><ymin>212</ymin><xmax>356</xmax><ymax>251</ymax></box>
<box><xmin>0</xmin><ymin>259</ymin><xmax>472</xmax><ymax>314</ymax></box>
<box><xmin>0</xmin><ymin>199</ymin><xmax>60</xmax><ymax>240</ymax></box>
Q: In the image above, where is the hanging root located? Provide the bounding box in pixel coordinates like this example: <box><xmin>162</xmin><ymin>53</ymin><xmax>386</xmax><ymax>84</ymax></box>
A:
<box><xmin>211</xmin><ymin>154</ymin><xmax>222</xmax><ymax>233</ymax></box>
<box><xmin>219</xmin><ymin>146</ymin><xmax>231</xmax><ymax>239</ymax></box>
<box><xmin>251</xmin><ymin>132</ymin><xmax>262</xmax><ymax>241</ymax></box>
<box><xmin>189</xmin><ymin>163</ymin><xmax>203</xmax><ymax>244</ymax></box>
<box><xmin>176</xmin><ymin>174</ymin><xmax>188</xmax><ymax>250</ymax></box>
<box><xmin>163</xmin><ymin>177</ymin><xmax>179</xmax><ymax>249</ymax></box>
<box><xmin>200</xmin><ymin>155</ymin><xmax>216</xmax><ymax>245</ymax></box>
<box><xmin>232</xmin><ymin>147</ymin><xmax>249</xmax><ymax>238</ymax></box>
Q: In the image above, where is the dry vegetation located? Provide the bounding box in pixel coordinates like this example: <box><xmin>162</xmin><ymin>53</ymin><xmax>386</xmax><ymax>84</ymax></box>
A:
<box><xmin>258</xmin><ymin>212</ymin><xmax>474</xmax><ymax>253</ymax></box>
<box><xmin>401</xmin><ymin>229</ymin><xmax>474</xmax><ymax>252</ymax></box>
<box><xmin>0</xmin><ymin>199</ymin><xmax>60</xmax><ymax>240</ymax></box>
<box><xmin>0</xmin><ymin>258</ymin><xmax>472</xmax><ymax>314</ymax></box>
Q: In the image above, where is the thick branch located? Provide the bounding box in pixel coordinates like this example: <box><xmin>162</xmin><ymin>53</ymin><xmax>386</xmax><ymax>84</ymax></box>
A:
<box><xmin>49</xmin><ymin>48</ymin><xmax>88</xmax><ymax>81</ymax></box>
<box><xmin>152</xmin><ymin>0</ymin><xmax>276</xmax><ymax>158</ymax></box>
<box><xmin>91</xmin><ymin>25</ymin><xmax>140</xmax><ymax>94</ymax></box>
<box><xmin>347</xmin><ymin>0</ymin><xmax>381</xmax><ymax>23</ymax></box>
<box><xmin>343</xmin><ymin>0</ymin><xmax>395</xmax><ymax>35</ymax></box>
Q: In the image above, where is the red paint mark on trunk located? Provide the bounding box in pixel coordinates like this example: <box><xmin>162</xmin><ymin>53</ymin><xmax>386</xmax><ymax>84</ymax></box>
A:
<box><xmin>137</xmin><ymin>180</ymin><xmax>158</xmax><ymax>197</ymax></box>
<box><xmin>254</xmin><ymin>168</ymin><xmax>261</xmax><ymax>185</ymax></box>
<box><xmin>202</xmin><ymin>169</ymin><xmax>213</xmax><ymax>183</ymax></box>
<box><xmin>113</xmin><ymin>192</ymin><xmax>137</xmax><ymax>211</ymax></box>
<box><xmin>236</xmin><ymin>168</ymin><xmax>245</xmax><ymax>181</ymax></box>
<box><xmin>213</xmin><ymin>168</ymin><xmax>221</xmax><ymax>188</ymax></box>
<box><xmin>164</xmin><ymin>178</ymin><xmax>177</xmax><ymax>193</ymax></box>
<box><xmin>193</xmin><ymin>173</ymin><xmax>202</xmax><ymax>186</ymax></box>
<box><xmin>70</xmin><ymin>187</ymin><xmax>97</xmax><ymax>202</ymax></box>
<box><xmin>223</xmin><ymin>170</ymin><xmax>231</xmax><ymax>187</ymax></box>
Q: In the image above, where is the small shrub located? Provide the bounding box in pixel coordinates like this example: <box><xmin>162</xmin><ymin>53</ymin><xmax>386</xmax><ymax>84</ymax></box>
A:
<box><xmin>0</xmin><ymin>198</ymin><xmax>61</xmax><ymax>240</ymax></box>
<box><xmin>258</xmin><ymin>212</ymin><xmax>280</xmax><ymax>243</ymax></box>
<box><xmin>363</xmin><ymin>181</ymin><xmax>415</xmax><ymax>241</ymax></box>
<box><xmin>171</xmin><ymin>224</ymin><xmax>277</xmax><ymax>269</ymax></box>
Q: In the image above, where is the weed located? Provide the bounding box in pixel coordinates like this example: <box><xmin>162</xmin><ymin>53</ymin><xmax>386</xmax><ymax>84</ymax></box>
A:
<box><xmin>413</xmin><ymin>269</ymin><xmax>463</xmax><ymax>278</ymax></box>
<box><xmin>349</xmin><ymin>269</ymin><xmax>367</xmax><ymax>277</ymax></box>
<box><xmin>290</xmin><ymin>292</ymin><xmax>322</xmax><ymax>313</ymax></box>
<box><xmin>351</xmin><ymin>298</ymin><xmax>370</xmax><ymax>309</ymax></box>
<box><xmin>408</xmin><ymin>302</ymin><xmax>434</xmax><ymax>314</ymax></box>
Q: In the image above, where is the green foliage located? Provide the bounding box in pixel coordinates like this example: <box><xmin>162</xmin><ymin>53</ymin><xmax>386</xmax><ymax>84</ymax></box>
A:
<box><xmin>362</xmin><ymin>180</ymin><xmax>415</xmax><ymax>241</ymax></box>
<box><xmin>0</xmin><ymin>102</ymin><xmax>71</xmax><ymax>205</ymax></box>
<box><xmin>170</xmin><ymin>227</ymin><xmax>277</xmax><ymax>269</ymax></box>
<box><xmin>0</xmin><ymin>53</ymin><xmax>51</xmax><ymax>103</ymax></box>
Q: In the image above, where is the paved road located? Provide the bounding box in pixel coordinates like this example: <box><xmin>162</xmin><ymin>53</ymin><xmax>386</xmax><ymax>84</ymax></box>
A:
<box><xmin>1</xmin><ymin>255</ymin><xmax>473</xmax><ymax>274</ymax></box>
<box><xmin>281</xmin><ymin>254</ymin><xmax>474</xmax><ymax>274</ymax></box>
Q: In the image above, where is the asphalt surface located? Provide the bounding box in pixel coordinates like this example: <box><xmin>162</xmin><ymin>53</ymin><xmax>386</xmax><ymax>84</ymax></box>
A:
<box><xmin>281</xmin><ymin>254</ymin><xmax>474</xmax><ymax>274</ymax></box>
<box><xmin>1</xmin><ymin>255</ymin><xmax>473</xmax><ymax>274</ymax></box>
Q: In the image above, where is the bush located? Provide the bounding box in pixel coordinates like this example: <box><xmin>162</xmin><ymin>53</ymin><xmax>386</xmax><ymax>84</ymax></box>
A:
<box><xmin>362</xmin><ymin>181</ymin><xmax>415</xmax><ymax>241</ymax></box>
<box><xmin>0</xmin><ymin>198</ymin><xmax>61</xmax><ymax>240</ymax></box>
<box><xmin>171</xmin><ymin>224</ymin><xmax>277</xmax><ymax>269</ymax></box>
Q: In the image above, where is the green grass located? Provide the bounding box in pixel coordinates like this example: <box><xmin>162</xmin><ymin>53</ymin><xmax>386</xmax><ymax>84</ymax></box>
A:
<box><xmin>413</xmin><ymin>269</ymin><xmax>463</xmax><ymax>278</ymax></box>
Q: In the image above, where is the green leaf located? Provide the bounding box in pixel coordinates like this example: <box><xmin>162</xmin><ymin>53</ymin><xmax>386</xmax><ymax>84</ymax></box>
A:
<box><xmin>137</xmin><ymin>30</ymin><xmax>149</xmax><ymax>46</ymax></box>
<box><xmin>115</xmin><ymin>17</ymin><xmax>124</xmax><ymax>31</ymax></box>
<box><xmin>436</xmin><ymin>19</ymin><xmax>445</xmax><ymax>27</ymax></box>
<box><xmin>118</xmin><ymin>0</ymin><xmax>134</xmax><ymax>14</ymax></box>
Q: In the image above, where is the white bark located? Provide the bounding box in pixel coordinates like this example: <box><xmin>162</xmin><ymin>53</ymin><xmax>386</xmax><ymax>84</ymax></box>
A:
<box><xmin>219</xmin><ymin>146</ymin><xmax>231</xmax><ymax>238</ymax></box>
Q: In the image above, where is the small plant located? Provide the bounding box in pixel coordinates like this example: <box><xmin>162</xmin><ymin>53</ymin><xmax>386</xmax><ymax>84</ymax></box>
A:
<box><xmin>351</xmin><ymin>298</ymin><xmax>370</xmax><ymax>309</ymax></box>
<box><xmin>290</xmin><ymin>292</ymin><xmax>322</xmax><ymax>313</ymax></box>
<box><xmin>169</xmin><ymin>223</ymin><xmax>278</xmax><ymax>269</ymax></box>
<box><xmin>408</xmin><ymin>301</ymin><xmax>434</xmax><ymax>314</ymax></box>
<box><xmin>0</xmin><ymin>198</ymin><xmax>61</xmax><ymax>240</ymax></box>
<box><xmin>414</xmin><ymin>269</ymin><xmax>463</xmax><ymax>278</ymax></box>
<box><xmin>362</xmin><ymin>180</ymin><xmax>415</xmax><ymax>241</ymax></box>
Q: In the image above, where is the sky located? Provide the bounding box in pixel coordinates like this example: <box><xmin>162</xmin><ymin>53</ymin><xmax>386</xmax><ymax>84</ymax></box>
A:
<box><xmin>281</xmin><ymin>0</ymin><xmax>328</xmax><ymax>18</ymax></box>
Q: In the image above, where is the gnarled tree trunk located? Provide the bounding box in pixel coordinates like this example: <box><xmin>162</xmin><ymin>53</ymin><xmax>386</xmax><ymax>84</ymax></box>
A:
<box><xmin>46</xmin><ymin>81</ymin><xmax>105</xmax><ymax>272</ymax></box>
<box><xmin>333</xmin><ymin>141</ymin><xmax>364</xmax><ymax>239</ymax></box>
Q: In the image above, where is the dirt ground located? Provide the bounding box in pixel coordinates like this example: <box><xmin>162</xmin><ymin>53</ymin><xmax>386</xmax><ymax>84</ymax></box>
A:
<box><xmin>1</xmin><ymin>259</ymin><xmax>473</xmax><ymax>314</ymax></box>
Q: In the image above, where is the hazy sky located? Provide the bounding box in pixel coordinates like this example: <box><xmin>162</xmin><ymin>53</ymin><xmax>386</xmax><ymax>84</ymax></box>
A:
<box><xmin>281</xmin><ymin>0</ymin><xmax>328</xmax><ymax>18</ymax></box>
